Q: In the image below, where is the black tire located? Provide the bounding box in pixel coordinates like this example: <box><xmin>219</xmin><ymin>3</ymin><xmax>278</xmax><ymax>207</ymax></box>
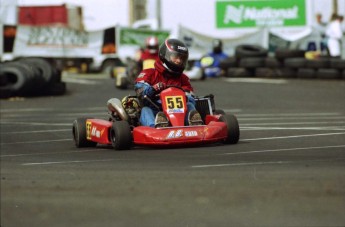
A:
<box><xmin>316</xmin><ymin>68</ymin><xmax>341</xmax><ymax>79</ymax></box>
<box><xmin>255</xmin><ymin>68</ymin><xmax>278</xmax><ymax>78</ymax></box>
<box><xmin>297</xmin><ymin>68</ymin><xmax>316</xmax><ymax>79</ymax></box>
<box><xmin>110</xmin><ymin>121</ymin><xmax>132</xmax><ymax>150</ymax></box>
<box><xmin>226</xmin><ymin>67</ymin><xmax>254</xmax><ymax>77</ymax></box>
<box><xmin>219</xmin><ymin>57</ymin><xmax>238</xmax><ymax>70</ymax></box>
<box><xmin>330</xmin><ymin>59</ymin><xmax>345</xmax><ymax>69</ymax></box>
<box><xmin>275</xmin><ymin>49</ymin><xmax>305</xmax><ymax>61</ymax></box>
<box><xmin>19</xmin><ymin>58</ymin><xmax>55</xmax><ymax>84</ymax></box>
<box><xmin>235</xmin><ymin>45</ymin><xmax>268</xmax><ymax>58</ymax></box>
<box><xmin>219</xmin><ymin>114</ymin><xmax>240</xmax><ymax>144</ymax></box>
<box><xmin>306</xmin><ymin>59</ymin><xmax>330</xmax><ymax>69</ymax></box>
<box><xmin>265</xmin><ymin>57</ymin><xmax>283</xmax><ymax>68</ymax></box>
<box><xmin>284</xmin><ymin>58</ymin><xmax>306</xmax><ymax>68</ymax></box>
<box><xmin>0</xmin><ymin>63</ymin><xmax>29</xmax><ymax>97</ymax></box>
<box><xmin>275</xmin><ymin>68</ymin><xmax>297</xmax><ymax>78</ymax></box>
<box><xmin>239</xmin><ymin>57</ymin><xmax>265</xmax><ymax>68</ymax></box>
<box><xmin>72</xmin><ymin>118</ymin><xmax>97</xmax><ymax>148</ymax></box>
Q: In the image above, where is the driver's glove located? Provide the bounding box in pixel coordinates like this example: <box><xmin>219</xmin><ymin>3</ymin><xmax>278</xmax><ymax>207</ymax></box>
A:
<box><xmin>152</xmin><ymin>82</ymin><xmax>166</xmax><ymax>92</ymax></box>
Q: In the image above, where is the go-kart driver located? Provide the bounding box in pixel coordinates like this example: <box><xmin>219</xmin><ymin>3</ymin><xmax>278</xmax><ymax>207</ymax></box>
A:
<box><xmin>139</xmin><ymin>36</ymin><xmax>159</xmax><ymax>60</ymax></box>
<box><xmin>194</xmin><ymin>39</ymin><xmax>228</xmax><ymax>78</ymax></box>
<box><xmin>134</xmin><ymin>38</ymin><xmax>202</xmax><ymax>128</ymax></box>
<box><xmin>135</xmin><ymin>36</ymin><xmax>159</xmax><ymax>69</ymax></box>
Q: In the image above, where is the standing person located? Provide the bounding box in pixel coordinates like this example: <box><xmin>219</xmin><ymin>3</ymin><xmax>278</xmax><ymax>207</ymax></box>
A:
<box><xmin>314</xmin><ymin>13</ymin><xmax>328</xmax><ymax>54</ymax></box>
<box><xmin>325</xmin><ymin>14</ymin><xmax>343</xmax><ymax>58</ymax></box>
<box><xmin>194</xmin><ymin>39</ymin><xmax>229</xmax><ymax>78</ymax></box>
<box><xmin>134</xmin><ymin>38</ymin><xmax>202</xmax><ymax>128</ymax></box>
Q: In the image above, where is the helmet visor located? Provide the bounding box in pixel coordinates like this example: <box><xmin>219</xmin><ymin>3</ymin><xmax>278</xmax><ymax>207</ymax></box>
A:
<box><xmin>166</xmin><ymin>51</ymin><xmax>188</xmax><ymax>68</ymax></box>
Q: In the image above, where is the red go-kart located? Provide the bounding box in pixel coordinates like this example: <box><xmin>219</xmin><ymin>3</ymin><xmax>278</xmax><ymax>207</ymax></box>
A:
<box><xmin>72</xmin><ymin>86</ymin><xmax>240</xmax><ymax>150</ymax></box>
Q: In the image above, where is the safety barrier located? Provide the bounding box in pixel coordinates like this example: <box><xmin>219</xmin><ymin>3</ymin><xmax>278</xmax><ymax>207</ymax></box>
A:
<box><xmin>0</xmin><ymin>58</ymin><xmax>66</xmax><ymax>98</ymax></box>
<box><xmin>221</xmin><ymin>45</ymin><xmax>345</xmax><ymax>79</ymax></box>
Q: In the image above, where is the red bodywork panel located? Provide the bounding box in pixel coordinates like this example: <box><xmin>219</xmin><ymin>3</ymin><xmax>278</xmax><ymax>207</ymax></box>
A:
<box><xmin>160</xmin><ymin>87</ymin><xmax>187</xmax><ymax>127</ymax></box>
<box><xmin>84</xmin><ymin>87</ymin><xmax>229</xmax><ymax>148</ymax></box>
<box><xmin>85</xmin><ymin>119</ymin><xmax>112</xmax><ymax>145</ymax></box>
<box><xmin>85</xmin><ymin>118</ymin><xmax>228</xmax><ymax>147</ymax></box>
<box><xmin>132</xmin><ymin>121</ymin><xmax>227</xmax><ymax>146</ymax></box>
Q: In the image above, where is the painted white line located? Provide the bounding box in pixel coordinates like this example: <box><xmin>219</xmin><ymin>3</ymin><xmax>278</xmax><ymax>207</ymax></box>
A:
<box><xmin>241</xmin><ymin>121</ymin><xmax>345</xmax><ymax>126</ymax></box>
<box><xmin>235</xmin><ymin>112</ymin><xmax>342</xmax><ymax>117</ymax></box>
<box><xmin>238</xmin><ymin>116</ymin><xmax>345</xmax><ymax>121</ymax></box>
<box><xmin>192</xmin><ymin>158</ymin><xmax>345</xmax><ymax>168</ymax></box>
<box><xmin>0</xmin><ymin>122</ymin><xmax>71</xmax><ymax>126</ymax></box>
<box><xmin>0</xmin><ymin>107</ymin><xmax>104</xmax><ymax>113</ymax></box>
<box><xmin>241</xmin><ymin>132</ymin><xmax>345</xmax><ymax>141</ymax></box>
<box><xmin>220</xmin><ymin>109</ymin><xmax>242</xmax><ymax>113</ymax></box>
<box><xmin>1</xmin><ymin>149</ymin><xmax>102</xmax><ymax>157</ymax></box>
<box><xmin>1</xmin><ymin>129</ymin><xmax>70</xmax><ymax>134</ymax></box>
<box><xmin>224</xmin><ymin>78</ymin><xmax>288</xmax><ymax>84</ymax></box>
<box><xmin>221</xmin><ymin>145</ymin><xmax>345</xmax><ymax>155</ymax></box>
<box><xmin>62</xmin><ymin>77</ymin><xmax>100</xmax><ymax>85</ymax></box>
<box><xmin>56</xmin><ymin>112</ymin><xmax>107</xmax><ymax>116</ymax></box>
<box><xmin>192</xmin><ymin>161</ymin><xmax>293</xmax><ymax>168</ymax></box>
<box><xmin>22</xmin><ymin>159</ymin><xmax>116</xmax><ymax>166</ymax></box>
<box><xmin>241</xmin><ymin>126</ymin><xmax>345</xmax><ymax>131</ymax></box>
<box><xmin>1</xmin><ymin>139</ymin><xmax>72</xmax><ymax>145</ymax></box>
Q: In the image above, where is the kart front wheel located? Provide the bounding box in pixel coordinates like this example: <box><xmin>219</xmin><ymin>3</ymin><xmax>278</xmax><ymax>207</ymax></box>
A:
<box><xmin>72</xmin><ymin>118</ymin><xmax>97</xmax><ymax>148</ymax></box>
<box><xmin>219</xmin><ymin>114</ymin><xmax>240</xmax><ymax>144</ymax></box>
<box><xmin>110</xmin><ymin>121</ymin><xmax>132</xmax><ymax>150</ymax></box>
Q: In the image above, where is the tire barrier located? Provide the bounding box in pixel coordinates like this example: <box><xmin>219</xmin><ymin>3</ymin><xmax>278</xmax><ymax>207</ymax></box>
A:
<box><xmin>0</xmin><ymin>58</ymin><xmax>66</xmax><ymax>99</ymax></box>
<box><xmin>223</xmin><ymin>44</ymin><xmax>345</xmax><ymax>80</ymax></box>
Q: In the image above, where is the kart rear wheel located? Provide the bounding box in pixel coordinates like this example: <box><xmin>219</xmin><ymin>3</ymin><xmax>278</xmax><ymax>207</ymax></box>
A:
<box><xmin>72</xmin><ymin>118</ymin><xmax>97</xmax><ymax>148</ymax></box>
<box><xmin>219</xmin><ymin>114</ymin><xmax>240</xmax><ymax>144</ymax></box>
<box><xmin>110</xmin><ymin>121</ymin><xmax>132</xmax><ymax>150</ymax></box>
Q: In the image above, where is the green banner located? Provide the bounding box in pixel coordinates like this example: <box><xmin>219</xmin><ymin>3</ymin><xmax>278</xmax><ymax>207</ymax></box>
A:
<box><xmin>216</xmin><ymin>0</ymin><xmax>306</xmax><ymax>28</ymax></box>
<box><xmin>119</xmin><ymin>27</ymin><xmax>170</xmax><ymax>46</ymax></box>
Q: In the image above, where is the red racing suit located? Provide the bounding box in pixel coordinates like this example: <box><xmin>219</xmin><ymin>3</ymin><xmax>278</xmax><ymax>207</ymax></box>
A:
<box><xmin>135</xmin><ymin>59</ymin><xmax>193</xmax><ymax>98</ymax></box>
<box><xmin>134</xmin><ymin>59</ymin><xmax>196</xmax><ymax>127</ymax></box>
<box><xmin>139</xmin><ymin>49</ymin><xmax>159</xmax><ymax>61</ymax></box>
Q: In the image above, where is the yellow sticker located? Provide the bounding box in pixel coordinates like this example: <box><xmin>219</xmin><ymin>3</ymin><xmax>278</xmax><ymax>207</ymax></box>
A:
<box><xmin>165</xmin><ymin>95</ymin><xmax>184</xmax><ymax>113</ymax></box>
<box><xmin>86</xmin><ymin>121</ymin><xmax>92</xmax><ymax>140</ymax></box>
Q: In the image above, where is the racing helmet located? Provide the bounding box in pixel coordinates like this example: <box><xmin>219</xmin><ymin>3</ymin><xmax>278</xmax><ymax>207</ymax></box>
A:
<box><xmin>145</xmin><ymin>36</ymin><xmax>159</xmax><ymax>54</ymax></box>
<box><xmin>159</xmin><ymin>39</ymin><xmax>189</xmax><ymax>75</ymax></box>
<box><xmin>212</xmin><ymin>39</ymin><xmax>223</xmax><ymax>54</ymax></box>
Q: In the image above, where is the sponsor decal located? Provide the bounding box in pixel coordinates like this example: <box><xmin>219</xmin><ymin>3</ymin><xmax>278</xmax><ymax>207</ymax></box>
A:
<box><xmin>137</xmin><ymin>73</ymin><xmax>145</xmax><ymax>78</ymax></box>
<box><xmin>91</xmin><ymin>126</ymin><xmax>104</xmax><ymax>138</ymax></box>
<box><xmin>167</xmin><ymin>130</ymin><xmax>183</xmax><ymax>139</ymax></box>
<box><xmin>86</xmin><ymin>121</ymin><xmax>92</xmax><ymax>140</ymax></box>
<box><xmin>185</xmin><ymin>131</ymin><xmax>198</xmax><ymax>137</ymax></box>
<box><xmin>216</xmin><ymin>0</ymin><xmax>306</xmax><ymax>28</ymax></box>
<box><xmin>167</xmin><ymin>109</ymin><xmax>184</xmax><ymax>114</ymax></box>
<box><xmin>165</xmin><ymin>95</ymin><xmax>185</xmax><ymax>113</ymax></box>
<box><xmin>166</xmin><ymin>130</ymin><xmax>198</xmax><ymax>139</ymax></box>
<box><xmin>177</xmin><ymin>45</ymin><xmax>187</xmax><ymax>51</ymax></box>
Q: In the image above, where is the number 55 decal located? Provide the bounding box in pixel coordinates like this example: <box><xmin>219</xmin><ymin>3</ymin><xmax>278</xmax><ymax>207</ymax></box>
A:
<box><xmin>165</xmin><ymin>96</ymin><xmax>185</xmax><ymax>113</ymax></box>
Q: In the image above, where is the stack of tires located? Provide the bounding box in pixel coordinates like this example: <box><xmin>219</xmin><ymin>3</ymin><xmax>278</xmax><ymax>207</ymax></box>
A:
<box><xmin>221</xmin><ymin>44</ymin><xmax>345</xmax><ymax>80</ymax></box>
<box><xmin>0</xmin><ymin>58</ymin><xmax>66</xmax><ymax>98</ymax></box>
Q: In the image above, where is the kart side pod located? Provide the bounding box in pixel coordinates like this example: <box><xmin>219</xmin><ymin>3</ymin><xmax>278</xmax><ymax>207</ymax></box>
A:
<box><xmin>107</xmin><ymin>98</ymin><xmax>128</xmax><ymax>121</ymax></box>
